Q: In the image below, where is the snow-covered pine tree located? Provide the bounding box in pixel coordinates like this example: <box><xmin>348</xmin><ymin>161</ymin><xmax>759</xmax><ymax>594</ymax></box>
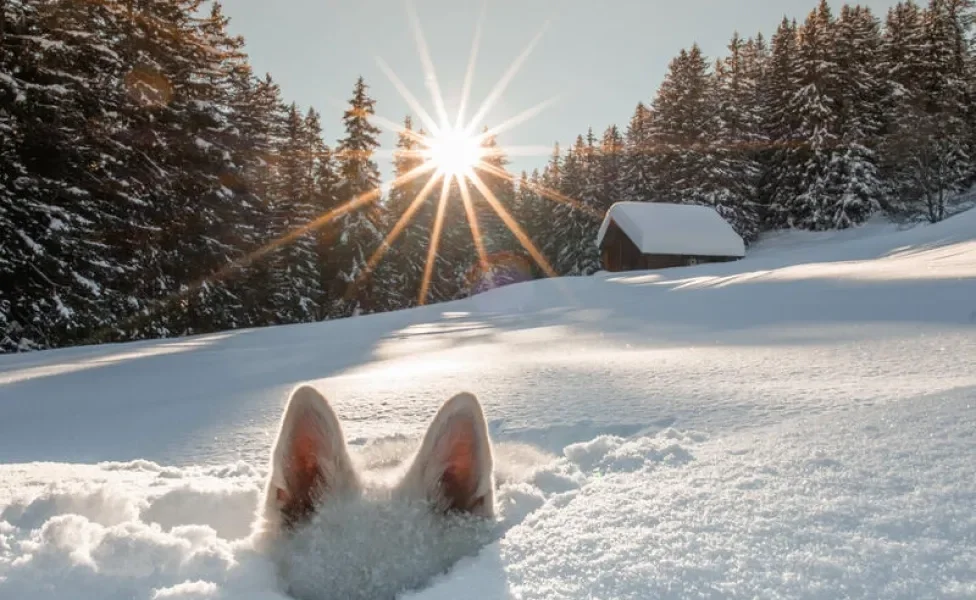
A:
<box><xmin>0</xmin><ymin>0</ymin><xmax>133</xmax><ymax>350</ymax></box>
<box><xmin>647</xmin><ymin>45</ymin><xmax>715</xmax><ymax>206</ymax></box>
<box><xmin>648</xmin><ymin>43</ymin><xmax>759</xmax><ymax>241</ymax></box>
<box><xmin>230</xmin><ymin>73</ymin><xmax>287</xmax><ymax>327</ymax></box>
<box><xmin>98</xmin><ymin>0</ymin><xmax>260</xmax><ymax>341</ymax></box>
<box><xmin>783</xmin><ymin>0</ymin><xmax>842</xmax><ymax>230</ymax></box>
<box><xmin>512</xmin><ymin>169</ymin><xmax>535</xmax><ymax>236</ymax></box>
<box><xmin>426</xmin><ymin>175</ymin><xmax>473</xmax><ymax>302</ymax></box>
<box><xmin>168</xmin><ymin>2</ymin><xmax>261</xmax><ymax>336</ymax></box>
<box><xmin>330</xmin><ymin>77</ymin><xmax>385</xmax><ymax>317</ymax></box>
<box><xmin>741</xmin><ymin>32</ymin><xmax>776</xmax><ymax>225</ymax></box>
<box><xmin>823</xmin><ymin>4</ymin><xmax>885</xmax><ymax>228</ymax></box>
<box><xmin>309</xmin><ymin>112</ymin><xmax>342</xmax><ymax>318</ymax></box>
<box><xmin>372</xmin><ymin>116</ymin><xmax>434</xmax><ymax>311</ymax></box>
<box><xmin>881</xmin><ymin>0</ymin><xmax>975</xmax><ymax>222</ymax></box>
<box><xmin>709</xmin><ymin>33</ymin><xmax>762</xmax><ymax>241</ymax></box>
<box><xmin>512</xmin><ymin>167</ymin><xmax>553</xmax><ymax>275</ymax></box>
<box><xmin>0</xmin><ymin>0</ymin><xmax>22</xmax><ymax>350</ymax></box>
<box><xmin>598</xmin><ymin>124</ymin><xmax>625</xmax><ymax>214</ymax></box>
<box><xmin>550</xmin><ymin>134</ymin><xmax>598</xmax><ymax>275</ymax></box>
<box><xmin>578</xmin><ymin>127</ymin><xmax>601</xmax><ymax>212</ymax></box>
<box><xmin>535</xmin><ymin>143</ymin><xmax>565</xmax><ymax>266</ymax></box>
<box><xmin>2</xmin><ymin>0</ymin><xmax>386</xmax><ymax>352</ymax></box>
<box><xmin>474</xmin><ymin>128</ymin><xmax>517</xmax><ymax>256</ymax></box>
<box><xmin>621</xmin><ymin>102</ymin><xmax>655</xmax><ymax>203</ymax></box>
<box><xmin>265</xmin><ymin>104</ymin><xmax>324</xmax><ymax>323</ymax></box>
<box><xmin>761</xmin><ymin>17</ymin><xmax>802</xmax><ymax>229</ymax></box>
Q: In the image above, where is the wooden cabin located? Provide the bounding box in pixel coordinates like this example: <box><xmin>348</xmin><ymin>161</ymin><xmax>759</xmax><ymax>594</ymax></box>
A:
<box><xmin>596</xmin><ymin>202</ymin><xmax>745</xmax><ymax>272</ymax></box>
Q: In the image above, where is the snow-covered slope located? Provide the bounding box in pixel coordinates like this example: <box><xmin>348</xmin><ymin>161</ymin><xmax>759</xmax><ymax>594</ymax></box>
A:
<box><xmin>1</xmin><ymin>209</ymin><xmax>975</xmax><ymax>599</ymax></box>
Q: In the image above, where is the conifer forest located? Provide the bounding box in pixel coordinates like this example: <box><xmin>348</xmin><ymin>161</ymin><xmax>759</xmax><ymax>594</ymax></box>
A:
<box><xmin>2</xmin><ymin>0</ymin><xmax>975</xmax><ymax>353</ymax></box>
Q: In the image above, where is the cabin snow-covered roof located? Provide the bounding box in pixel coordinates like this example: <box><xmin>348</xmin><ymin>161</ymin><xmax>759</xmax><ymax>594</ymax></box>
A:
<box><xmin>596</xmin><ymin>202</ymin><xmax>745</xmax><ymax>258</ymax></box>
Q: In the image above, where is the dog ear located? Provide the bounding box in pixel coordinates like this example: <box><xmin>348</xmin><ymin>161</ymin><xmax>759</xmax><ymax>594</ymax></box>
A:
<box><xmin>260</xmin><ymin>385</ymin><xmax>359</xmax><ymax>533</ymax></box>
<box><xmin>401</xmin><ymin>392</ymin><xmax>495</xmax><ymax>517</ymax></box>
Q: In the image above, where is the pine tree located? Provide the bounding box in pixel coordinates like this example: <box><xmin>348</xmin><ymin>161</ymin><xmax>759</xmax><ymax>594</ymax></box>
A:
<box><xmin>881</xmin><ymin>0</ymin><xmax>975</xmax><ymax>221</ymax></box>
<box><xmin>762</xmin><ymin>17</ymin><xmax>802</xmax><ymax>228</ymax></box>
<box><xmin>648</xmin><ymin>43</ymin><xmax>760</xmax><ymax>240</ymax></box>
<box><xmin>825</xmin><ymin>5</ymin><xmax>885</xmax><ymax>228</ymax></box>
<box><xmin>474</xmin><ymin>129</ymin><xmax>517</xmax><ymax>256</ymax></box>
<box><xmin>533</xmin><ymin>143</ymin><xmax>565</xmax><ymax>265</ymax></box>
<box><xmin>330</xmin><ymin>77</ymin><xmax>385</xmax><ymax>316</ymax></box>
<box><xmin>549</xmin><ymin>135</ymin><xmax>598</xmax><ymax>275</ymax></box>
<box><xmin>783</xmin><ymin>1</ymin><xmax>842</xmax><ymax>229</ymax></box>
<box><xmin>168</xmin><ymin>2</ymin><xmax>261</xmax><ymax>335</ymax></box>
<box><xmin>621</xmin><ymin>102</ymin><xmax>655</xmax><ymax>203</ymax></box>
<box><xmin>373</xmin><ymin>116</ymin><xmax>434</xmax><ymax>311</ymax></box>
<box><xmin>309</xmin><ymin>115</ymin><xmax>342</xmax><ymax>316</ymax></box>
<box><xmin>598</xmin><ymin>124</ymin><xmax>625</xmax><ymax>212</ymax></box>
<box><xmin>711</xmin><ymin>33</ymin><xmax>764</xmax><ymax>241</ymax></box>
<box><xmin>0</xmin><ymin>0</ymin><xmax>131</xmax><ymax>349</ymax></box>
<box><xmin>647</xmin><ymin>45</ymin><xmax>715</xmax><ymax>206</ymax></box>
<box><xmin>231</xmin><ymin>73</ymin><xmax>286</xmax><ymax>328</ymax></box>
<box><xmin>267</xmin><ymin>104</ymin><xmax>323</xmax><ymax>323</ymax></box>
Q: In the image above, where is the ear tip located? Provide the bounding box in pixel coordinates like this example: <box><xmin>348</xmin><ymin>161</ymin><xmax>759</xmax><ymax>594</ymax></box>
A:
<box><xmin>286</xmin><ymin>384</ymin><xmax>333</xmax><ymax>413</ymax></box>
<box><xmin>442</xmin><ymin>391</ymin><xmax>485</xmax><ymax>416</ymax></box>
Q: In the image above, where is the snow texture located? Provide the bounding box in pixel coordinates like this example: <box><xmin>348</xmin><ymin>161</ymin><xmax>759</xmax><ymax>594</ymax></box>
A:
<box><xmin>2</xmin><ymin>208</ymin><xmax>976</xmax><ymax>599</ymax></box>
<box><xmin>596</xmin><ymin>201</ymin><xmax>747</xmax><ymax>257</ymax></box>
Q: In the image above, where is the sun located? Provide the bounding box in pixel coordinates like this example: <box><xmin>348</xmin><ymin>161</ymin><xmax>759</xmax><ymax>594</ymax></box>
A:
<box><xmin>423</xmin><ymin>127</ymin><xmax>483</xmax><ymax>178</ymax></box>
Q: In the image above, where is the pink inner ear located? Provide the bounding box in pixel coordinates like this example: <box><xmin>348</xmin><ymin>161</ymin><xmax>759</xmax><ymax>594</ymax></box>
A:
<box><xmin>278</xmin><ymin>415</ymin><xmax>328</xmax><ymax>527</ymax></box>
<box><xmin>437</xmin><ymin>418</ymin><xmax>480</xmax><ymax>511</ymax></box>
<box><xmin>292</xmin><ymin>422</ymin><xmax>322</xmax><ymax>472</ymax></box>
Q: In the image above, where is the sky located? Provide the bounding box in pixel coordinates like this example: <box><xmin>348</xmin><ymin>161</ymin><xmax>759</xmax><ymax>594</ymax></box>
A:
<box><xmin>220</xmin><ymin>0</ymin><xmax>902</xmax><ymax>179</ymax></box>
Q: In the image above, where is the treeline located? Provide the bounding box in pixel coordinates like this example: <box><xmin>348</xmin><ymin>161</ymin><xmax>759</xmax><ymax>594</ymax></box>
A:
<box><xmin>0</xmin><ymin>0</ymin><xmax>526</xmax><ymax>353</ymax></box>
<box><xmin>2</xmin><ymin>0</ymin><xmax>975</xmax><ymax>353</ymax></box>
<box><xmin>521</xmin><ymin>0</ymin><xmax>976</xmax><ymax>275</ymax></box>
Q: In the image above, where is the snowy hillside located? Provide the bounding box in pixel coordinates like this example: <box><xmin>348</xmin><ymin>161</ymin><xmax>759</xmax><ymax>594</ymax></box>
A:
<box><xmin>1</xmin><ymin>209</ymin><xmax>975</xmax><ymax>599</ymax></box>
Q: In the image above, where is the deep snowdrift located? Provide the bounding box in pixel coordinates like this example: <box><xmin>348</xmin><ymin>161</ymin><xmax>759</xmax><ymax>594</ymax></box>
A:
<box><xmin>1</xmin><ymin>209</ymin><xmax>975</xmax><ymax>599</ymax></box>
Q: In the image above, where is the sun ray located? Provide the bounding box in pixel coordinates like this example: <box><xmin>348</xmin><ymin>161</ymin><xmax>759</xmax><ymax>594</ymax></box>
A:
<box><xmin>405</xmin><ymin>0</ymin><xmax>451</xmax><ymax>130</ymax></box>
<box><xmin>479</xmin><ymin>144</ymin><xmax>554</xmax><ymax>158</ymax></box>
<box><xmin>464</xmin><ymin>21</ymin><xmax>550</xmax><ymax>136</ymax></box>
<box><xmin>235</xmin><ymin>161</ymin><xmax>438</xmax><ymax>276</ymax></box>
<box><xmin>476</xmin><ymin>96</ymin><xmax>560</xmax><ymax>142</ymax></box>
<box><xmin>457</xmin><ymin>175</ymin><xmax>490</xmax><ymax>274</ymax></box>
<box><xmin>108</xmin><ymin>163</ymin><xmax>433</xmax><ymax>340</ymax></box>
<box><xmin>370</xmin><ymin>112</ymin><xmax>430</xmax><ymax>146</ymax></box>
<box><xmin>472</xmin><ymin>160</ymin><xmax>602</xmax><ymax>220</ymax></box>
<box><xmin>464</xmin><ymin>168</ymin><xmax>557</xmax><ymax>278</ymax></box>
<box><xmin>375</xmin><ymin>56</ymin><xmax>441</xmax><ymax>135</ymax></box>
<box><xmin>344</xmin><ymin>172</ymin><xmax>443</xmax><ymax>303</ymax></box>
<box><xmin>455</xmin><ymin>1</ymin><xmax>488</xmax><ymax>130</ymax></box>
<box><xmin>419</xmin><ymin>176</ymin><xmax>453</xmax><ymax>305</ymax></box>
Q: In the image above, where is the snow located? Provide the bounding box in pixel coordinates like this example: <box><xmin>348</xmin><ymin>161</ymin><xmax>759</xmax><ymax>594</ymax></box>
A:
<box><xmin>15</xmin><ymin>229</ymin><xmax>43</xmax><ymax>254</ymax></box>
<box><xmin>2</xmin><ymin>208</ymin><xmax>976</xmax><ymax>599</ymax></box>
<box><xmin>72</xmin><ymin>272</ymin><xmax>102</xmax><ymax>296</ymax></box>
<box><xmin>596</xmin><ymin>201</ymin><xmax>747</xmax><ymax>257</ymax></box>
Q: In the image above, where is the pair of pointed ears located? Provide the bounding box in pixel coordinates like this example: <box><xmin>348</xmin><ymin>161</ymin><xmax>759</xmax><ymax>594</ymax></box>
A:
<box><xmin>262</xmin><ymin>385</ymin><xmax>495</xmax><ymax>532</ymax></box>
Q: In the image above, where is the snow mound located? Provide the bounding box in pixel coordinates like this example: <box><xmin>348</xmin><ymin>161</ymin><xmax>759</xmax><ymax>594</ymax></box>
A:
<box><xmin>0</xmin><ymin>440</ymin><xmax>573</xmax><ymax>599</ymax></box>
<box><xmin>412</xmin><ymin>396</ymin><xmax>976</xmax><ymax>599</ymax></box>
<box><xmin>563</xmin><ymin>429</ymin><xmax>703</xmax><ymax>473</ymax></box>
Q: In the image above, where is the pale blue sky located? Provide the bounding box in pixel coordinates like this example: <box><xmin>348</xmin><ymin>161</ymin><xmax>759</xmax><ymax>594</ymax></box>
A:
<box><xmin>221</xmin><ymin>0</ymin><xmax>901</xmax><ymax>178</ymax></box>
